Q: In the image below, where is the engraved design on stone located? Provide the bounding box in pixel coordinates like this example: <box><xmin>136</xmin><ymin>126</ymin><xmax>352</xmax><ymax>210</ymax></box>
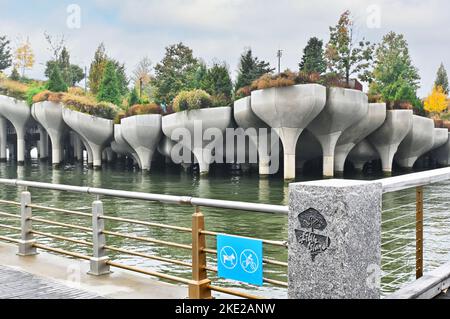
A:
<box><xmin>294</xmin><ymin>208</ymin><xmax>331</xmax><ymax>261</ymax></box>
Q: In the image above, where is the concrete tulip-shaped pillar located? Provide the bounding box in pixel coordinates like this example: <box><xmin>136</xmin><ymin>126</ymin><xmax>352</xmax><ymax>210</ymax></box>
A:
<box><xmin>111</xmin><ymin>124</ymin><xmax>140</xmax><ymax>166</ymax></box>
<box><xmin>32</xmin><ymin>102</ymin><xmax>68</xmax><ymax>166</ymax></box>
<box><xmin>334</xmin><ymin>103</ymin><xmax>386</xmax><ymax>173</ymax></box>
<box><xmin>307</xmin><ymin>88</ymin><xmax>368</xmax><ymax>177</ymax></box>
<box><xmin>62</xmin><ymin>108</ymin><xmax>113</xmax><ymax>168</ymax></box>
<box><xmin>162</xmin><ymin>107</ymin><xmax>232</xmax><ymax>175</ymax></box>
<box><xmin>395</xmin><ymin>115</ymin><xmax>435</xmax><ymax>169</ymax></box>
<box><xmin>234</xmin><ymin>96</ymin><xmax>278</xmax><ymax>175</ymax></box>
<box><xmin>121</xmin><ymin>115</ymin><xmax>162</xmax><ymax>171</ymax></box>
<box><xmin>432</xmin><ymin>132</ymin><xmax>450</xmax><ymax>166</ymax></box>
<box><xmin>251</xmin><ymin>84</ymin><xmax>326</xmax><ymax>180</ymax></box>
<box><xmin>348</xmin><ymin>139</ymin><xmax>380</xmax><ymax>171</ymax></box>
<box><xmin>430</xmin><ymin>128</ymin><xmax>449</xmax><ymax>151</ymax></box>
<box><xmin>0</xmin><ymin>95</ymin><xmax>31</xmax><ymax>165</ymax></box>
<box><xmin>0</xmin><ymin>116</ymin><xmax>7</xmax><ymax>161</ymax></box>
<box><xmin>37</xmin><ymin>125</ymin><xmax>49</xmax><ymax>160</ymax></box>
<box><xmin>367</xmin><ymin>110</ymin><xmax>413</xmax><ymax>173</ymax></box>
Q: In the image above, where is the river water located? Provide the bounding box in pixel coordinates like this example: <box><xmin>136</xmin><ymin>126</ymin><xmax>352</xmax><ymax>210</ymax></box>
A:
<box><xmin>0</xmin><ymin>160</ymin><xmax>449</xmax><ymax>298</ymax></box>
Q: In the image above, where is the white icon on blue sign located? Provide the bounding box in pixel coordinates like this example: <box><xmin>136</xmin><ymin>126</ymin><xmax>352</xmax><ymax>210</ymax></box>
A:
<box><xmin>240</xmin><ymin>249</ymin><xmax>259</xmax><ymax>274</ymax></box>
<box><xmin>219</xmin><ymin>246</ymin><xmax>238</xmax><ymax>270</ymax></box>
<box><xmin>216</xmin><ymin>234</ymin><xmax>263</xmax><ymax>286</ymax></box>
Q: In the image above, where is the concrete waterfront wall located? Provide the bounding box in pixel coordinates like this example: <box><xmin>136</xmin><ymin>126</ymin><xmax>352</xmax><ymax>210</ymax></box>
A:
<box><xmin>308</xmin><ymin>88</ymin><xmax>369</xmax><ymax>177</ymax></box>
<box><xmin>120</xmin><ymin>115</ymin><xmax>162</xmax><ymax>171</ymax></box>
<box><xmin>32</xmin><ymin>102</ymin><xmax>68</xmax><ymax>166</ymax></box>
<box><xmin>0</xmin><ymin>95</ymin><xmax>32</xmax><ymax>164</ymax></box>
<box><xmin>288</xmin><ymin>179</ymin><xmax>382</xmax><ymax>299</ymax></box>
<box><xmin>62</xmin><ymin>108</ymin><xmax>113</xmax><ymax>168</ymax></box>
<box><xmin>334</xmin><ymin>103</ymin><xmax>386</xmax><ymax>173</ymax></box>
<box><xmin>234</xmin><ymin>96</ymin><xmax>277</xmax><ymax>175</ymax></box>
<box><xmin>368</xmin><ymin>110</ymin><xmax>414</xmax><ymax>173</ymax></box>
<box><xmin>251</xmin><ymin>84</ymin><xmax>326</xmax><ymax>180</ymax></box>
<box><xmin>162</xmin><ymin>107</ymin><xmax>232</xmax><ymax>175</ymax></box>
<box><xmin>395</xmin><ymin>115</ymin><xmax>435</xmax><ymax>169</ymax></box>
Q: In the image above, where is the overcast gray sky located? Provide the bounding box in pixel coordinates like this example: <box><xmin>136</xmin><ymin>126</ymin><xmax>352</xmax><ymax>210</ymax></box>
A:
<box><xmin>0</xmin><ymin>0</ymin><xmax>448</xmax><ymax>97</ymax></box>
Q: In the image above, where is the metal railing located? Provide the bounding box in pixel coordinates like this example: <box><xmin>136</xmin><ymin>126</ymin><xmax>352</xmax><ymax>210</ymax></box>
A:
<box><xmin>0</xmin><ymin>178</ymin><xmax>288</xmax><ymax>299</ymax></box>
<box><xmin>378</xmin><ymin>167</ymin><xmax>450</xmax><ymax>295</ymax></box>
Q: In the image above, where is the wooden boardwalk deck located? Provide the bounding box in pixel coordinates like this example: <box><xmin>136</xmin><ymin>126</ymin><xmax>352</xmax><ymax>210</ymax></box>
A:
<box><xmin>0</xmin><ymin>265</ymin><xmax>103</xmax><ymax>299</ymax></box>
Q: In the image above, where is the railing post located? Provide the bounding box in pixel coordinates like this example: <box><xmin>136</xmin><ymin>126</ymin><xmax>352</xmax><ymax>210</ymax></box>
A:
<box><xmin>189</xmin><ymin>206</ymin><xmax>212</xmax><ymax>299</ymax></box>
<box><xmin>288</xmin><ymin>180</ymin><xmax>383</xmax><ymax>299</ymax></box>
<box><xmin>18</xmin><ymin>190</ymin><xmax>37</xmax><ymax>256</ymax></box>
<box><xmin>88</xmin><ymin>199</ymin><xmax>110</xmax><ymax>276</ymax></box>
<box><xmin>416</xmin><ymin>186</ymin><xmax>424</xmax><ymax>279</ymax></box>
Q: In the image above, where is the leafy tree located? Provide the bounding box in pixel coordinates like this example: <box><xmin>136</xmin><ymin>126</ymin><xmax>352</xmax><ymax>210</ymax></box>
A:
<box><xmin>110</xmin><ymin>60</ymin><xmax>128</xmax><ymax>96</ymax></box>
<box><xmin>369</xmin><ymin>31</ymin><xmax>421</xmax><ymax>108</ymax></box>
<box><xmin>14</xmin><ymin>38</ymin><xmax>35</xmax><ymax>77</ymax></box>
<box><xmin>435</xmin><ymin>63</ymin><xmax>449</xmax><ymax>95</ymax></box>
<box><xmin>203</xmin><ymin>61</ymin><xmax>233</xmax><ymax>105</ymax></box>
<box><xmin>128</xmin><ymin>87</ymin><xmax>140</xmax><ymax>107</ymax></box>
<box><xmin>9</xmin><ymin>67</ymin><xmax>20</xmax><ymax>81</ymax></box>
<box><xmin>299</xmin><ymin>37</ymin><xmax>326</xmax><ymax>74</ymax></box>
<box><xmin>47</xmin><ymin>65</ymin><xmax>68</xmax><ymax>92</ymax></box>
<box><xmin>0</xmin><ymin>35</ymin><xmax>12</xmax><ymax>72</ymax></box>
<box><xmin>89</xmin><ymin>43</ymin><xmax>108</xmax><ymax>94</ymax></box>
<box><xmin>97</xmin><ymin>61</ymin><xmax>121</xmax><ymax>105</ymax></box>
<box><xmin>235</xmin><ymin>49</ymin><xmax>273</xmax><ymax>91</ymax></box>
<box><xmin>325</xmin><ymin>10</ymin><xmax>374</xmax><ymax>84</ymax></box>
<box><xmin>424</xmin><ymin>86</ymin><xmax>448</xmax><ymax>116</ymax></box>
<box><xmin>45</xmin><ymin>47</ymin><xmax>85</xmax><ymax>86</ymax></box>
<box><xmin>193</xmin><ymin>61</ymin><xmax>208</xmax><ymax>90</ymax></box>
<box><xmin>154</xmin><ymin>43</ymin><xmax>199</xmax><ymax>105</ymax></box>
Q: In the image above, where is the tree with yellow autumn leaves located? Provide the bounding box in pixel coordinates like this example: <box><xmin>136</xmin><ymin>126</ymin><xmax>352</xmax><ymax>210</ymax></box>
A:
<box><xmin>14</xmin><ymin>37</ymin><xmax>35</xmax><ymax>77</ymax></box>
<box><xmin>424</xmin><ymin>85</ymin><xmax>448</xmax><ymax>117</ymax></box>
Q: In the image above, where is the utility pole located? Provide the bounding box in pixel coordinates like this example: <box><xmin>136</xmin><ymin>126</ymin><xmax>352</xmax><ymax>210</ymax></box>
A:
<box><xmin>277</xmin><ymin>49</ymin><xmax>283</xmax><ymax>74</ymax></box>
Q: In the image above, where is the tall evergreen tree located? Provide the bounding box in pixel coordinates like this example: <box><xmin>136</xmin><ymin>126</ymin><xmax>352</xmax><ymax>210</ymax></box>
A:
<box><xmin>299</xmin><ymin>37</ymin><xmax>326</xmax><ymax>74</ymax></box>
<box><xmin>0</xmin><ymin>35</ymin><xmax>12</xmax><ymax>72</ymax></box>
<box><xmin>47</xmin><ymin>65</ymin><xmax>68</xmax><ymax>92</ymax></box>
<box><xmin>89</xmin><ymin>43</ymin><xmax>108</xmax><ymax>94</ymax></box>
<box><xmin>235</xmin><ymin>49</ymin><xmax>273</xmax><ymax>91</ymax></box>
<box><xmin>203</xmin><ymin>61</ymin><xmax>233</xmax><ymax>105</ymax></box>
<box><xmin>435</xmin><ymin>63</ymin><xmax>449</xmax><ymax>94</ymax></box>
<box><xmin>154</xmin><ymin>43</ymin><xmax>199</xmax><ymax>105</ymax></box>
<box><xmin>97</xmin><ymin>61</ymin><xmax>121</xmax><ymax>105</ymax></box>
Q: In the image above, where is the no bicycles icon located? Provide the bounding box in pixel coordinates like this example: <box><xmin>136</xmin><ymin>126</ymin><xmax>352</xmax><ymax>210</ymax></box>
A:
<box><xmin>217</xmin><ymin>235</ymin><xmax>263</xmax><ymax>286</ymax></box>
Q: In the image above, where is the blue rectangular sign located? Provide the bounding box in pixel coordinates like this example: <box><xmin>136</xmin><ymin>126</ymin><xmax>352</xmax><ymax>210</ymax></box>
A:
<box><xmin>217</xmin><ymin>234</ymin><xmax>263</xmax><ymax>286</ymax></box>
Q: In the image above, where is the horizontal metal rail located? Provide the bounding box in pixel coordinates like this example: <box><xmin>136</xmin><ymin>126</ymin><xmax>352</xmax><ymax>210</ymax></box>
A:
<box><xmin>31</xmin><ymin>230</ymin><xmax>93</xmax><ymax>247</ymax></box>
<box><xmin>106</xmin><ymin>260</ymin><xmax>194</xmax><ymax>285</ymax></box>
<box><xmin>32</xmin><ymin>243</ymin><xmax>91</xmax><ymax>260</ymax></box>
<box><xmin>200</xmin><ymin>230</ymin><xmax>288</xmax><ymax>248</ymax></box>
<box><xmin>207</xmin><ymin>285</ymin><xmax>264</xmax><ymax>299</ymax></box>
<box><xmin>0</xmin><ymin>211</ymin><xmax>20</xmax><ymax>219</ymax></box>
<box><xmin>0</xmin><ymin>179</ymin><xmax>288</xmax><ymax>215</ymax></box>
<box><xmin>0</xmin><ymin>199</ymin><xmax>21</xmax><ymax>206</ymax></box>
<box><xmin>100</xmin><ymin>215</ymin><xmax>192</xmax><ymax>233</ymax></box>
<box><xmin>30</xmin><ymin>217</ymin><xmax>92</xmax><ymax>232</ymax></box>
<box><xmin>27</xmin><ymin>204</ymin><xmax>92</xmax><ymax>218</ymax></box>
<box><xmin>379</xmin><ymin>166</ymin><xmax>450</xmax><ymax>193</ymax></box>
<box><xmin>204</xmin><ymin>265</ymin><xmax>288</xmax><ymax>287</ymax></box>
<box><xmin>104</xmin><ymin>245</ymin><xmax>192</xmax><ymax>268</ymax></box>
<box><xmin>102</xmin><ymin>230</ymin><xmax>192</xmax><ymax>250</ymax></box>
<box><xmin>0</xmin><ymin>224</ymin><xmax>21</xmax><ymax>231</ymax></box>
<box><xmin>0</xmin><ymin>235</ymin><xmax>20</xmax><ymax>243</ymax></box>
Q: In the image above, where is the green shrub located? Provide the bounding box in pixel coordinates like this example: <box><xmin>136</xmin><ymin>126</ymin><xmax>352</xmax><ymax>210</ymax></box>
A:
<box><xmin>62</xmin><ymin>94</ymin><xmax>118</xmax><ymax>120</ymax></box>
<box><xmin>128</xmin><ymin>87</ymin><xmax>140</xmax><ymax>107</ymax></box>
<box><xmin>47</xmin><ymin>66</ymin><xmax>68</xmax><ymax>92</ymax></box>
<box><xmin>172</xmin><ymin>89</ymin><xmax>212</xmax><ymax>112</ymax></box>
<box><xmin>26</xmin><ymin>85</ymin><xmax>46</xmax><ymax>106</ymax></box>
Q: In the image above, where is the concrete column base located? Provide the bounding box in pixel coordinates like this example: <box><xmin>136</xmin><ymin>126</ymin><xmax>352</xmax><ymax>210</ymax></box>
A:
<box><xmin>17</xmin><ymin>240</ymin><xmax>38</xmax><ymax>256</ymax></box>
<box><xmin>88</xmin><ymin>257</ymin><xmax>111</xmax><ymax>276</ymax></box>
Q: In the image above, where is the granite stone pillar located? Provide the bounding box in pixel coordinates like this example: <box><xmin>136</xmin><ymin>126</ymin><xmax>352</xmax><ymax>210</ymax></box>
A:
<box><xmin>288</xmin><ymin>179</ymin><xmax>382</xmax><ymax>299</ymax></box>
